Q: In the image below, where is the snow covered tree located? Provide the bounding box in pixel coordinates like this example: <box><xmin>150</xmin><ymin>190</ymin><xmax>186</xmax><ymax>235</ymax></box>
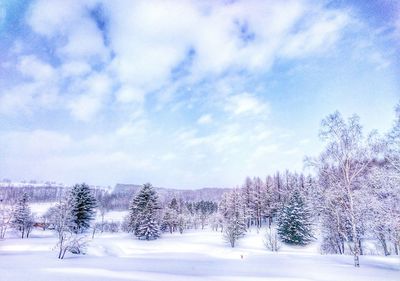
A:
<box><xmin>366</xmin><ymin>163</ymin><xmax>400</xmax><ymax>256</ymax></box>
<box><xmin>277</xmin><ymin>191</ymin><xmax>313</xmax><ymax>245</ymax></box>
<box><xmin>210</xmin><ymin>212</ymin><xmax>224</xmax><ymax>232</ymax></box>
<box><xmin>263</xmin><ymin>176</ymin><xmax>276</xmax><ymax>228</ymax></box>
<box><xmin>386</xmin><ymin>103</ymin><xmax>400</xmax><ymax>173</ymax></box>
<box><xmin>128</xmin><ymin>183</ymin><xmax>161</xmax><ymax>240</ymax></box>
<box><xmin>193</xmin><ymin>200</ymin><xmax>217</xmax><ymax>229</ymax></box>
<box><xmin>223</xmin><ymin>189</ymin><xmax>247</xmax><ymax>247</ymax></box>
<box><xmin>162</xmin><ymin>206</ymin><xmax>178</xmax><ymax>233</ymax></box>
<box><xmin>11</xmin><ymin>193</ymin><xmax>34</xmax><ymax>239</ymax></box>
<box><xmin>177</xmin><ymin>213</ymin><xmax>187</xmax><ymax>234</ymax></box>
<box><xmin>319</xmin><ymin>201</ymin><xmax>347</xmax><ymax>254</ymax></box>
<box><xmin>383</xmin><ymin>103</ymin><xmax>400</xmax><ymax>254</ymax></box>
<box><xmin>97</xmin><ymin>190</ymin><xmax>112</xmax><ymax>233</ymax></box>
<box><xmin>50</xmin><ymin>195</ymin><xmax>91</xmax><ymax>259</ymax></box>
<box><xmin>307</xmin><ymin>112</ymin><xmax>381</xmax><ymax>266</ymax></box>
<box><xmin>69</xmin><ymin>183</ymin><xmax>97</xmax><ymax>234</ymax></box>
<box><xmin>252</xmin><ymin>177</ymin><xmax>264</xmax><ymax>229</ymax></box>
<box><xmin>0</xmin><ymin>198</ymin><xmax>12</xmax><ymax>239</ymax></box>
<box><xmin>264</xmin><ymin>227</ymin><xmax>281</xmax><ymax>252</ymax></box>
<box><xmin>241</xmin><ymin>177</ymin><xmax>255</xmax><ymax>228</ymax></box>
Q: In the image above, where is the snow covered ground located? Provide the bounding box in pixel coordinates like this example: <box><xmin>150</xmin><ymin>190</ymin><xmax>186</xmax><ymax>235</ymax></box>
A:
<box><xmin>0</xmin><ymin>229</ymin><xmax>399</xmax><ymax>281</ymax></box>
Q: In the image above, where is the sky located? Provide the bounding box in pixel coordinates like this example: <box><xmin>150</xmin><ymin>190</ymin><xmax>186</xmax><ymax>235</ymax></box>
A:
<box><xmin>0</xmin><ymin>0</ymin><xmax>399</xmax><ymax>189</ymax></box>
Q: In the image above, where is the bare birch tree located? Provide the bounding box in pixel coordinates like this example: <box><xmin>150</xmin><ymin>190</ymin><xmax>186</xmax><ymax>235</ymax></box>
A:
<box><xmin>308</xmin><ymin>111</ymin><xmax>380</xmax><ymax>267</ymax></box>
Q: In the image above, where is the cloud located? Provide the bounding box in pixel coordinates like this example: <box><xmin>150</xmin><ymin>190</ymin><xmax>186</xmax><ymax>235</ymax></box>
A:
<box><xmin>61</xmin><ymin>61</ymin><xmax>92</xmax><ymax>77</ymax></box>
<box><xmin>197</xmin><ymin>114</ymin><xmax>213</xmax><ymax>125</ymax></box>
<box><xmin>0</xmin><ymin>83</ymin><xmax>38</xmax><ymax>115</ymax></box>
<box><xmin>2</xmin><ymin>0</ymin><xmax>390</xmax><ymax>188</ymax></box>
<box><xmin>115</xmin><ymin>86</ymin><xmax>145</xmax><ymax>104</ymax></box>
<box><xmin>0</xmin><ymin>130</ymin><xmax>72</xmax><ymax>158</ymax></box>
<box><xmin>68</xmin><ymin>72</ymin><xmax>113</xmax><ymax>121</ymax></box>
<box><xmin>59</xmin><ymin>18</ymin><xmax>109</xmax><ymax>61</ymax></box>
<box><xmin>18</xmin><ymin>55</ymin><xmax>56</xmax><ymax>82</ymax></box>
<box><xmin>0</xmin><ymin>128</ymin><xmax>157</xmax><ymax>185</ymax></box>
<box><xmin>280</xmin><ymin>8</ymin><xmax>350</xmax><ymax>58</ymax></box>
<box><xmin>19</xmin><ymin>0</ymin><xmax>353</xmax><ymax>123</ymax></box>
<box><xmin>27</xmin><ymin>0</ymin><xmax>93</xmax><ymax>37</ymax></box>
<box><xmin>224</xmin><ymin>93</ymin><xmax>269</xmax><ymax>116</ymax></box>
<box><xmin>0</xmin><ymin>55</ymin><xmax>59</xmax><ymax>115</ymax></box>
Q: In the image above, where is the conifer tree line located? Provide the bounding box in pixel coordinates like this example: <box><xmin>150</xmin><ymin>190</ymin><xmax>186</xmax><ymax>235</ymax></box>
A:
<box><xmin>217</xmin><ymin>173</ymin><xmax>315</xmax><ymax>249</ymax></box>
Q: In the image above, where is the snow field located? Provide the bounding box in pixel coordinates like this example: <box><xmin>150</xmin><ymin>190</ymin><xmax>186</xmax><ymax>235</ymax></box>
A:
<box><xmin>0</xmin><ymin>228</ymin><xmax>399</xmax><ymax>281</ymax></box>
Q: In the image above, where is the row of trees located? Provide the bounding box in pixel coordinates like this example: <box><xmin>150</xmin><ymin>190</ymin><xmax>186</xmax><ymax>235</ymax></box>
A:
<box><xmin>216</xmin><ymin>104</ymin><xmax>400</xmax><ymax>267</ymax></box>
<box><xmin>0</xmin><ymin>183</ymin><xmax>97</xmax><ymax>259</ymax></box>
<box><xmin>125</xmin><ymin>183</ymin><xmax>219</xmax><ymax>240</ymax></box>
<box><xmin>218</xmin><ymin>181</ymin><xmax>314</xmax><ymax>248</ymax></box>
<box><xmin>0</xmin><ymin>182</ymin><xmax>220</xmax><ymax>245</ymax></box>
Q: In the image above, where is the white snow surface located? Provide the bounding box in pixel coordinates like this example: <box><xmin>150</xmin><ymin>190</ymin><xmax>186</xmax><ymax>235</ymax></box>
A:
<box><xmin>0</xmin><ymin>229</ymin><xmax>399</xmax><ymax>281</ymax></box>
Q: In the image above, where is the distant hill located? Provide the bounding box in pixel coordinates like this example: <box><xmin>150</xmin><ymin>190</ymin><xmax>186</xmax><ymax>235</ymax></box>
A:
<box><xmin>0</xmin><ymin>181</ymin><xmax>231</xmax><ymax>204</ymax></box>
<box><xmin>114</xmin><ymin>183</ymin><xmax>231</xmax><ymax>202</ymax></box>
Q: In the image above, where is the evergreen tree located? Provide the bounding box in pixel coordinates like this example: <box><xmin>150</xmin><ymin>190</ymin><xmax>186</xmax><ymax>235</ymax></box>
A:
<box><xmin>223</xmin><ymin>189</ymin><xmax>247</xmax><ymax>247</ymax></box>
<box><xmin>128</xmin><ymin>183</ymin><xmax>161</xmax><ymax>240</ymax></box>
<box><xmin>277</xmin><ymin>191</ymin><xmax>313</xmax><ymax>245</ymax></box>
<box><xmin>69</xmin><ymin>183</ymin><xmax>97</xmax><ymax>233</ymax></box>
<box><xmin>162</xmin><ymin>207</ymin><xmax>178</xmax><ymax>233</ymax></box>
<box><xmin>11</xmin><ymin>193</ymin><xmax>34</xmax><ymax>239</ymax></box>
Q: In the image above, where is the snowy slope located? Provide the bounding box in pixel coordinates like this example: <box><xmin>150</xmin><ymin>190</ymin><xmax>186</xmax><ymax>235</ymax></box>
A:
<box><xmin>0</xmin><ymin>229</ymin><xmax>398</xmax><ymax>281</ymax></box>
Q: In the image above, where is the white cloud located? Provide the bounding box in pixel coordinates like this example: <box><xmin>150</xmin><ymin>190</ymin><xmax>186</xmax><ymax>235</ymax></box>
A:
<box><xmin>68</xmin><ymin>72</ymin><xmax>113</xmax><ymax>121</ymax></box>
<box><xmin>224</xmin><ymin>93</ymin><xmax>269</xmax><ymax>116</ymax></box>
<box><xmin>18</xmin><ymin>55</ymin><xmax>55</xmax><ymax>82</ymax></box>
<box><xmin>59</xmin><ymin>17</ymin><xmax>109</xmax><ymax>60</ymax></box>
<box><xmin>197</xmin><ymin>114</ymin><xmax>213</xmax><ymax>125</ymax></box>
<box><xmin>253</xmin><ymin>144</ymin><xmax>279</xmax><ymax>157</ymax></box>
<box><xmin>116</xmin><ymin>119</ymin><xmax>148</xmax><ymax>138</ymax></box>
<box><xmin>0</xmin><ymin>0</ymin><xmax>369</xmax><ymax>187</ymax></box>
<box><xmin>116</xmin><ymin>86</ymin><xmax>145</xmax><ymax>104</ymax></box>
<box><xmin>0</xmin><ymin>129</ymin><xmax>157</xmax><ymax>185</ymax></box>
<box><xmin>27</xmin><ymin>0</ymin><xmax>89</xmax><ymax>36</ymax></box>
<box><xmin>0</xmin><ymin>130</ymin><xmax>72</xmax><ymax>158</ymax></box>
<box><xmin>21</xmin><ymin>0</ymin><xmax>352</xmax><ymax>122</ymax></box>
<box><xmin>281</xmin><ymin>9</ymin><xmax>350</xmax><ymax>58</ymax></box>
<box><xmin>0</xmin><ymin>83</ymin><xmax>37</xmax><ymax>115</ymax></box>
<box><xmin>0</xmin><ymin>56</ymin><xmax>59</xmax><ymax>115</ymax></box>
<box><xmin>28</xmin><ymin>0</ymin><xmax>109</xmax><ymax>62</ymax></box>
<box><xmin>61</xmin><ymin>61</ymin><xmax>92</xmax><ymax>77</ymax></box>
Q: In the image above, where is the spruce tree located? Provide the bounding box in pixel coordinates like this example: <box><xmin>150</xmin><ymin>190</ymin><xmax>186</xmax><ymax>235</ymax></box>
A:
<box><xmin>128</xmin><ymin>183</ymin><xmax>161</xmax><ymax>240</ymax></box>
<box><xmin>69</xmin><ymin>183</ymin><xmax>97</xmax><ymax>233</ymax></box>
<box><xmin>12</xmin><ymin>193</ymin><xmax>34</xmax><ymax>239</ymax></box>
<box><xmin>277</xmin><ymin>190</ymin><xmax>313</xmax><ymax>245</ymax></box>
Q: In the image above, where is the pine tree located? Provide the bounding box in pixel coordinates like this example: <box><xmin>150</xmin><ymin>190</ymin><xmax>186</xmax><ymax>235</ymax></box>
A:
<box><xmin>277</xmin><ymin>191</ymin><xmax>313</xmax><ymax>245</ymax></box>
<box><xmin>128</xmin><ymin>183</ymin><xmax>161</xmax><ymax>240</ymax></box>
<box><xmin>223</xmin><ymin>189</ymin><xmax>247</xmax><ymax>247</ymax></box>
<box><xmin>12</xmin><ymin>193</ymin><xmax>34</xmax><ymax>239</ymax></box>
<box><xmin>69</xmin><ymin>183</ymin><xmax>97</xmax><ymax>234</ymax></box>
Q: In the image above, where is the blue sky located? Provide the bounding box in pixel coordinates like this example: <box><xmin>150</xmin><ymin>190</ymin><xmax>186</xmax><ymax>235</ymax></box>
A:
<box><xmin>0</xmin><ymin>0</ymin><xmax>399</xmax><ymax>188</ymax></box>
